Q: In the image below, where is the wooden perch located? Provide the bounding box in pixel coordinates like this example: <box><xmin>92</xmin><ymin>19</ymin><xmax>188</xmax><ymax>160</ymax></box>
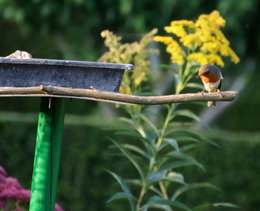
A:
<box><xmin>0</xmin><ymin>85</ymin><xmax>238</xmax><ymax>105</ymax></box>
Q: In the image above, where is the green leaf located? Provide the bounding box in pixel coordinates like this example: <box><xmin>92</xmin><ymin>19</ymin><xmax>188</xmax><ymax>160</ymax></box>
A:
<box><xmin>167</xmin><ymin>171</ymin><xmax>185</xmax><ymax>184</ymax></box>
<box><xmin>127</xmin><ymin>179</ymin><xmax>142</xmax><ymax>186</ymax></box>
<box><xmin>172</xmin><ymin>183</ymin><xmax>221</xmax><ymax>200</ymax></box>
<box><xmin>160</xmin><ymin>160</ymin><xmax>197</xmax><ymax>171</ymax></box>
<box><xmin>148</xmin><ymin>170</ymin><xmax>185</xmax><ymax>186</ymax></box>
<box><xmin>115</xmin><ymin>130</ymin><xmax>155</xmax><ymax>154</ymax></box>
<box><xmin>119</xmin><ymin>117</ymin><xmax>147</xmax><ymax>138</ymax></box>
<box><xmin>122</xmin><ymin>144</ymin><xmax>150</xmax><ymax>159</ymax></box>
<box><xmin>142</xmin><ymin>196</ymin><xmax>192</xmax><ymax>211</ymax></box>
<box><xmin>166</xmin><ymin>151</ymin><xmax>205</xmax><ymax>170</ymax></box>
<box><xmin>164</xmin><ymin>138</ymin><xmax>180</xmax><ymax>151</ymax></box>
<box><xmin>111</xmin><ymin>140</ymin><xmax>145</xmax><ymax>182</ymax></box>
<box><xmin>175</xmin><ymin>109</ymin><xmax>201</xmax><ymax>122</ymax></box>
<box><xmin>168</xmin><ymin>129</ymin><xmax>218</xmax><ymax>147</ymax></box>
<box><xmin>145</xmin><ymin>131</ymin><xmax>158</xmax><ymax>144</ymax></box>
<box><xmin>106</xmin><ymin>170</ymin><xmax>135</xmax><ymax>210</ymax></box>
<box><xmin>143</xmin><ymin>204</ymin><xmax>172</xmax><ymax>211</ymax></box>
<box><xmin>119</xmin><ymin>117</ymin><xmax>136</xmax><ymax>127</ymax></box>
<box><xmin>193</xmin><ymin>203</ymin><xmax>213</xmax><ymax>211</ymax></box>
<box><xmin>139</xmin><ymin>113</ymin><xmax>159</xmax><ymax>136</ymax></box>
<box><xmin>115</xmin><ymin>130</ymin><xmax>142</xmax><ymax>139</ymax></box>
<box><xmin>213</xmin><ymin>202</ymin><xmax>240</xmax><ymax>208</ymax></box>
<box><xmin>169</xmin><ymin>121</ymin><xmax>193</xmax><ymax>128</ymax></box>
<box><xmin>148</xmin><ymin>170</ymin><xmax>167</xmax><ymax>185</ymax></box>
<box><xmin>107</xmin><ymin>192</ymin><xmax>134</xmax><ymax>203</ymax></box>
<box><xmin>135</xmin><ymin>125</ymin><xmax>147</xmax><ymax>139</ymax></box>
<box><xmin>193</xmin><ymin>202</ymin><xmax>240</xmax><ymax>211</ymax></box>
<box><xmin>175</xmin><ymin>136</ymin><xmax>200</xmax><ymax>143</ymax></box>
<box><xmin>181</xmin><ymin>143</ymin><xmax>200</xmax><ymax>152</ymax></box>
<box><xmin>148</xmin><ymin>186</ymin><xmax>163</xmax><ymax>196</ymax></box>
<box><xmin>127</xmin><ymin>180</ymin><xmax>163</xmax><ymax>196</ymax></box>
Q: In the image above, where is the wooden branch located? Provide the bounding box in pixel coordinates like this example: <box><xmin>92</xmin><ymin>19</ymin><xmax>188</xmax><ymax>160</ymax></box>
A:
<box><xmin>0</xmin><ymin>85</ymin><xmax>238</xmax><ymax>105</ymax></box>
<box><xmin>0</xmin><ymin>86</ymin><xmax>47</xmax><ymax>94</ymax></box>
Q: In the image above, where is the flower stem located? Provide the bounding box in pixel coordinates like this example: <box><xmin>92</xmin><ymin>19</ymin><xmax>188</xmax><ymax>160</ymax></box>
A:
<box><xmin>157</xmin><ymin>104</ymin><xmax>174</xmax><ymax>147</ymax></box>
<box><xmin>136</xmin><ymin>185</ymin><xmax>146</xmax><ymax>211</ymax></box>
<box><xmin>159</xmin><ymin>181</ymin><xmax>169</xmax><ymax>199</ymax></box>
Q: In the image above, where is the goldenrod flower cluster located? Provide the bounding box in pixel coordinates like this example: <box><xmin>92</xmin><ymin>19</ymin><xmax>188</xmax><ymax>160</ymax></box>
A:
<box><xmin>154</xmin><ymin>10</ymin><xmax>240</xmax><ymax>67</ymax></box>
<box><xmin>99</xmin><ymin>29</ymin><xmax>157</xmax><ymax>95</ymax></box>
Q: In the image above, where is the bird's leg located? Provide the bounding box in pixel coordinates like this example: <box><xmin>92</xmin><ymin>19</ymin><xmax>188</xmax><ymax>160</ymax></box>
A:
<box><xmin>217</xmin><ymin>89</ymin><xmax>223</xmax><ymax>98</ymax></box>
<box><xmin>199</xmin><ymin>89</ymin><xmax>206</xmax><ymax>96</ymax></box>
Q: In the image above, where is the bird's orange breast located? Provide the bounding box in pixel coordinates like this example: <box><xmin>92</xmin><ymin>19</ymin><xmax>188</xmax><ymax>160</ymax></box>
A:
<box><xmin>200</xmin><ymin>73</ymin><xmax>220</xmax><ymax>83</ymax></box>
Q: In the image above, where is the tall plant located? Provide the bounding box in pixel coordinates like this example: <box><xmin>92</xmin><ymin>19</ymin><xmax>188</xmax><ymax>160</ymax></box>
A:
<box><xmin>100</xmin><ymin>11</ymin><xmax>239</xmax><ymax>211</ymax></box>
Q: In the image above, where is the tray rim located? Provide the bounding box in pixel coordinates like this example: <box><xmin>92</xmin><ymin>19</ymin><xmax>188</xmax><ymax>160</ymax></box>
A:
<box><xmin>0</xmin><ymin>57</ymin><xmax>134</xmax><ymax>71</ymax></box>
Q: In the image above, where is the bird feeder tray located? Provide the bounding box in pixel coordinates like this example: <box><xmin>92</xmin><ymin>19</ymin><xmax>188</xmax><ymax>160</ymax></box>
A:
<box><xmin>0</xmin><ymin>57</ymin><xmax>133</xmax><ymax>92</ymax></box>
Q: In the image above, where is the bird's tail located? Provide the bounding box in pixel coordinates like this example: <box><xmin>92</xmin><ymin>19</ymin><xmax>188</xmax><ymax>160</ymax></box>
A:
<box><xmin>207</xmin><ymin>101</ymin><xmax>216</xmax><ymax>107</ymax></box>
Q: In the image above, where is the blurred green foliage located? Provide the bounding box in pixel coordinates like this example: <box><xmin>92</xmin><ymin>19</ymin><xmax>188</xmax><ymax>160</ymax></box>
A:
<box><xmin>1</xmin><ymin>123</ymin><xmax>260</xmax><ymax>210</ymax></box>
<box><xmin>182</xmin><ymin>136</ymin><xmax>260</xmax><ymax>211</ymax></box>
<box><xmin>0</xmin><ymin>0</ymin><xmax>260</xmax><ymax>210</ymax></box>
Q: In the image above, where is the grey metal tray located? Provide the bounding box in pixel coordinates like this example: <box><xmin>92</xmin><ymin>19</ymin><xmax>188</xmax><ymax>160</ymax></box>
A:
<box><xmin>0</xmin><ymin>57</ymin><xmax>133</xmax><ymax>92</ymax></box>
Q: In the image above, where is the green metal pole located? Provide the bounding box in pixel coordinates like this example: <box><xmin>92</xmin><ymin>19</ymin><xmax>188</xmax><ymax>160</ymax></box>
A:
<box><xmin>29</xmin><ymin>97</ymin><xmax>65</xmax><ymax>211</ymax></box>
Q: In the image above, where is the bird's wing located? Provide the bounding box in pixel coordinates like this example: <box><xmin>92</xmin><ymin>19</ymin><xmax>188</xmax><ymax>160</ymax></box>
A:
<box><xmin>212</xmin><ymin>65</ymin><xmax>224</xmax><ymax>79</ymax></box>
<box><xmin>220</xmin><ymin>71</ymin><xmax>224</xmax><ymax>79</ymax></box>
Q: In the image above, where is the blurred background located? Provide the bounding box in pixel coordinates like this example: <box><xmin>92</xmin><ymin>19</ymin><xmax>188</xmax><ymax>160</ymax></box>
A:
<box><xmin>0</xmin><ymin>0</ymin><xmax>260</xmax><ymax>210</ymax></box>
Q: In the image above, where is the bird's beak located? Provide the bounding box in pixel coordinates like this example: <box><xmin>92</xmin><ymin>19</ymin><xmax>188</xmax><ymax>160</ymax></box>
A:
<box><xmin>196</xmin><ymin>74</ymin><xmax>201</xmax><ymax>78</ymax></box>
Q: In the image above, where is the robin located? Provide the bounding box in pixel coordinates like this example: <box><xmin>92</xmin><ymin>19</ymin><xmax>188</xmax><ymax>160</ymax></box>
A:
<box><xmin>198</xmin><ymin>64</ymin><xmax>223</xmax><ymax>107</ymax></box>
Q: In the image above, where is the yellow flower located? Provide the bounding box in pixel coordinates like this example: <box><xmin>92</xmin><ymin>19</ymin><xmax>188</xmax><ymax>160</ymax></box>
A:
<box><xmin>155</xmin><ymin>10</ymin><xmax>240</xmax><ymax>67</ymax></box>
<box><xmin>197</xmin><ymin>10</ymin><xmax>225</xmax><ymax>29</ymax></box>
<box><xmin>154</xmin><ymin>36</ymin><xmax>174</xmax><ymax>45</ymax></box>
<box><xmin>181</xmin><ymin>34</ymin><xmax>200</xmax><ymax>48</ymax></box>
<box><xmin>188</xmin><ymin>53</ymin><xmax>224</xmax><ymax>67</ymax></box>
<box><xmin>188</xmin><ymin>52</ymin><xmax>209</xmax><ymax>65</ymax></box>
<box><xmin>227</xmin><ymin>48</ymin><xmax>240</xmax><ymax>63</ymax></box>
<box><xmin>165</xmin><ymin>26</ymin><xmax>187</xmax><ymax>38</ymax></box>
<box><xmin>166</xmin><ymin>40</ymin><xmax>185</xmax><ymax>65</ymax></box>
<box><xmin>201</xmin><ymin>42</ymin><xmax>219</xmax><ymax>54</ymax></box>
<box><xmin>165</xmin><ymin>20</ymin><xmax>196</xmax><ymax>38</ymax></box>
<box><xmin>170</xmin><ymin>20</ymin><xmax>196</xmax><ymax>27</ymax></box>
<box><xmin>207</xmin><ymin>54</ymin><xmax>224</xmax><ymax>67</ymax></box>
<box><xmin>154</xmin><ymin>36</ymin><xmax>184</xmax><ymax>65</ymax></box>
<box><xmin>209</xmin><ymin>10</ymin><xmax>226</xmax><ymax>27</ymax></box>
<box><xmin>219</xmin><ymin>44</ymin><xmax>230</xmax><ymax>56</ymax></box>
